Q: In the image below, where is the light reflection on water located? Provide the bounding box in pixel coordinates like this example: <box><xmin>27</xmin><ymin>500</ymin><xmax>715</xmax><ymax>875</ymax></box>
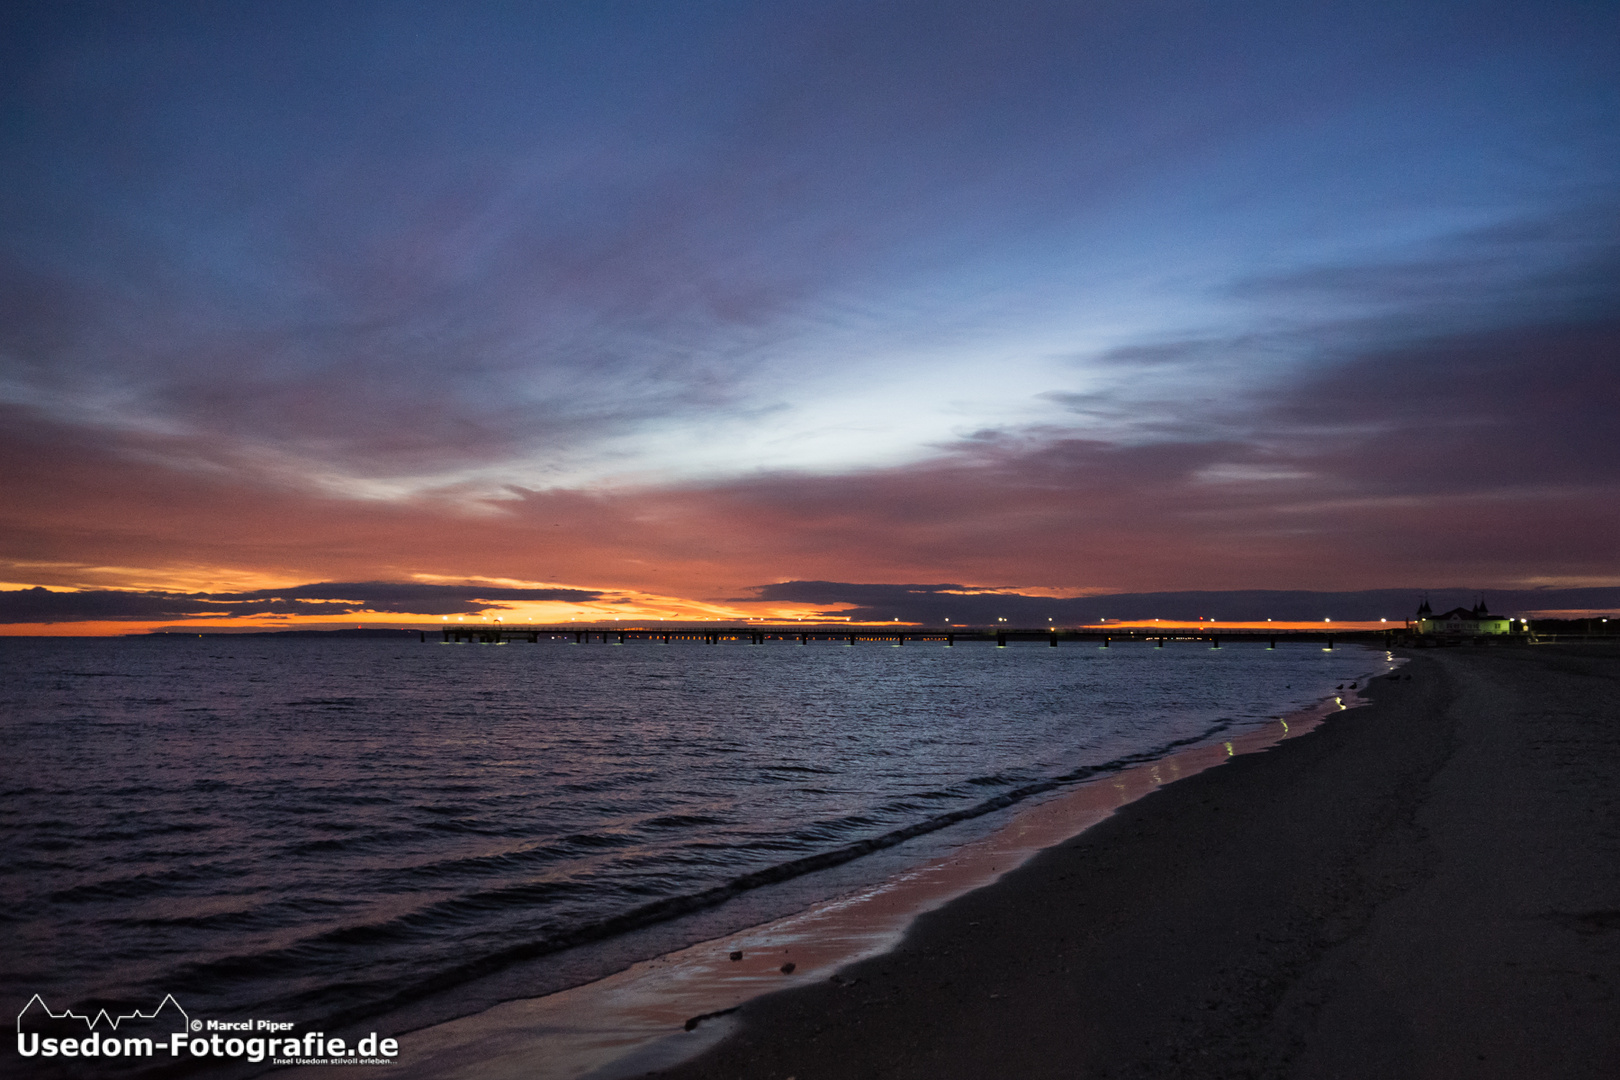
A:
<box><xmin>0</xmin><ymin>636</ymin><xmax>1386</xmax><ymax>1032</ymax></box>
<box><xmin>398</xmin><ymin>693</ymin><xmax>1359</xmax><ymax>1080</ymax></box>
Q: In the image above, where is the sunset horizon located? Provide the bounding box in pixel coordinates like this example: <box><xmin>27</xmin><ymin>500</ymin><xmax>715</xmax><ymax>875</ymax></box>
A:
<box><xmin>3</xmin><ymin>2</ymin><xmax>1616</xmax><ymax>637</ymax></box>
<box><xmin>5</xmin><ymin>6</ymin><xmax>1617</xmax><ymax>1077</ymax></box>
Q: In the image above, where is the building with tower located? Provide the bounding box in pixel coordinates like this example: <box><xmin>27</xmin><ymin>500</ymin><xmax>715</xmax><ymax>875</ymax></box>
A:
<box><xmin>1412</xmin><ymin>598</ymin><xmax>1513</xmax><ymax>636</ymax></box>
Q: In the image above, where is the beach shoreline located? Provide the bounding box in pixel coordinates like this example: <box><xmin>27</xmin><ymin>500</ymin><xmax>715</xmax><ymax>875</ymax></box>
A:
<box><xmin>639</xmin><ymin>643</ymin><xmax>1620</xmax><ymax>1079</ymax></box>
<box><xmin>387</xmin><ymin>670</ymin><xmax>1382</xmax><ymax>1080</ymax></box>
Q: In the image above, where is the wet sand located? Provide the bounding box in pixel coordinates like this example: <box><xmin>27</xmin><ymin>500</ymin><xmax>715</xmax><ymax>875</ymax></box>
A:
<box><xmin>390</xmin><ymin>696</ymin><xmax>1356</xmax><ymax>1080</ymax></box>
<box><xmin>641</xmin><ymin>644</ymin><xmax>1620</xmax><ymax>1079</ymax></box>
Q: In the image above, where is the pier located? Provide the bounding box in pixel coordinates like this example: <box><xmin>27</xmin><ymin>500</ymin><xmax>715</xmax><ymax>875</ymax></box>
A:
<box><xmin>433</xmin><ymin>625</ymin><xmax>1398</xmax><ymax>648</ymax></box>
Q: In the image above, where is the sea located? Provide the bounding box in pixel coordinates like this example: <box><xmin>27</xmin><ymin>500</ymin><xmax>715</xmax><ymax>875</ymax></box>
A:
<box><xmin>1</xmin><ymin>634</ymin><xmax>1389</xmax><ymax>1049</ymax></box>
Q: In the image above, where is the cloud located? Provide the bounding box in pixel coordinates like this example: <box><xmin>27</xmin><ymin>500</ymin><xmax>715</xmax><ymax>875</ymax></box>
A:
<box><xmin>1229</xmin><ymin>203</ymin><xmax>1620</xmax><ymax>324</ymax></box>
<box><xmin>8</xmin><ymin>1</ymin><xmax>1614</xmax><ymax>499</ymax></box>
<box><xmin>744</xmin><ymin>582</ymin><xmax>1620</xmax><ymax>623</ymax></box>
<box><xmin>6</xmin><ymin>336</ymin><xmax>1620</xmax><ymax>614</ymax></box>
<box><xmin>13</xmin><ymin>576</ymin><xmax>1612</xmax><ymax>627</ymax></box>
<box><xmin>1265</xmin><ymin>319</ymin><xmax>1620</xmax><ymax>491</ymax></box>
<box><xmin>0</xmin><ymin>582</ymin><xmax>601</xmax><ymax>624</ymax></box>
<box><xmin>2</xmin><ymin>5</ymin><xmax>1617</xmax><ymax>607</ymax></box>
<box><xmin>0</xmin><ymin>587</ymin><xmax>221</xmax><ymax>623</ymax></box>
<box><xmin>206</xmin><ymin>582</ymin><xmax>604</xmax><ymax>614</ymax></box>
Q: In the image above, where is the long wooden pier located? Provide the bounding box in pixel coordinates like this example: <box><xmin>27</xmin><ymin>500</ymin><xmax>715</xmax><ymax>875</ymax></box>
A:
<box><xmin>434</xmin><ymin>625</ymin><xmax>1401</xmax><ymax>648</ymax></box>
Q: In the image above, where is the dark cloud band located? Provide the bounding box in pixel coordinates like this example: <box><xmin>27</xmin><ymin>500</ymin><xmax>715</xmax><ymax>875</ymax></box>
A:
<box><xmin>746</xmin><ymin>582</ymin><xmax>1620</xmax><ymax>624</ymax></box>
<box><xmin>0</xmin><ymin>583</ymin><xmax>601</xmax><ymax>624</ymax></box>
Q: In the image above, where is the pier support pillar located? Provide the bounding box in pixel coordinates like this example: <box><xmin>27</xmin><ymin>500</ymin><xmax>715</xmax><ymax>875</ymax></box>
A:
<box><xmin>1156</xmin><ymin>637</ymin><xmax>1164</xmax><ymax>647</ymax></box>
<box><xmin>946</xmin><ymin>633</ymin><xmax>954</xmax><ymax>646</ymax></box>
<box><xmin>996</xmin><ymin>633</ymin><xmax>1006</xmax><ymax>647</ymax></box>
<box><xmin>1102</xmin><ymin>636</ymin><xmax>1109</xmax><ymax>648</ymax></box>
<box><xmin>1049</xmin><ymin>633</ymin><xmax>1058</xmax><ymax>647</ymax></box>
<box><xmin>1269</xmin><ymin>638</ymin><xmax>1276</xmax><ymax>649</ymax></box>
<box><xmin>1212</xmin><ymin>635</ymin><xmax>1220</xmax><ymax>649</ymax></box>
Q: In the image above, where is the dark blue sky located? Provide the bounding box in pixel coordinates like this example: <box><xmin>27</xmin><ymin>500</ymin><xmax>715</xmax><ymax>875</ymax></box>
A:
<box><xmin>2</xmin><ymin>1</ymin><xmax>1616</xmax><ymax>622</ymax></box>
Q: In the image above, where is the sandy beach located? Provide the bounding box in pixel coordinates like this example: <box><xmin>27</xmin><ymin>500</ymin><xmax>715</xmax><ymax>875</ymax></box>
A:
<box><xmin>641</xmin><ymin>644</ymin><xmax>1620</xmax><ymax>1079</ymax></box>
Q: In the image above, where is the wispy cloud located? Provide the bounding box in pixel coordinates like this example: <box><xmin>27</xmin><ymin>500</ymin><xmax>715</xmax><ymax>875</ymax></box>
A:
<box><xmin>1</xmin><ymin>2</ymin><xmax>1616</xmax><ymax>609</ymax></box>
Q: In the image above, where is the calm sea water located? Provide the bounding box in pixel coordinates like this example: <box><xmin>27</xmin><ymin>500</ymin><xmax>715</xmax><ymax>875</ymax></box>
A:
<box><xmin>1</xmin><ymin>635</ymin><xmax>1387</xmax><ymax>1034</ymax></box>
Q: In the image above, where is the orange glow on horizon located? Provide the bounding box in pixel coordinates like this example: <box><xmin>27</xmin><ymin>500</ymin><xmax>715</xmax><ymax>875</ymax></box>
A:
<box><xmin>0</xmin><ymin>614</ymin><xmax>1405</xmax><ymax>637</ymax></box>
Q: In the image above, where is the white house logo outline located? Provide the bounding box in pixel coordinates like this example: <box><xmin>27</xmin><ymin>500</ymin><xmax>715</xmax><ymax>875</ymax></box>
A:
<box><xmin>16</xmin><ymin>993</ymin><xmax>189</xmax><ymax>1033</ymax></box>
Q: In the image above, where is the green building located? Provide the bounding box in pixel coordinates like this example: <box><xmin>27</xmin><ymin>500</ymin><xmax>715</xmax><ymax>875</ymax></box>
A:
<box><xmin>1412</xmin><ymin>599</ymin><xmax>1513</xmax><ymax>636</ymax></box>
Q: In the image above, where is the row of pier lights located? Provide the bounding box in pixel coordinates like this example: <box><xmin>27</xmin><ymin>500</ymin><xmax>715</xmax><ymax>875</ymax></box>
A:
<box><xmin>431</xmin><ymin>621</ymin><xmax>1399</xmax><ymax>649</ymax></box>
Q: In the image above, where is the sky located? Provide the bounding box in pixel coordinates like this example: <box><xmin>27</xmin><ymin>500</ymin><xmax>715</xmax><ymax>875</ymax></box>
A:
<box><xmin>2</xmin><ymin>0</ymin><xmax>1617</xmax><ymax>631</ymax></box>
